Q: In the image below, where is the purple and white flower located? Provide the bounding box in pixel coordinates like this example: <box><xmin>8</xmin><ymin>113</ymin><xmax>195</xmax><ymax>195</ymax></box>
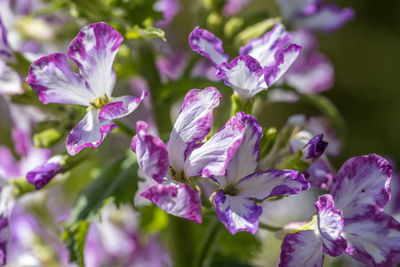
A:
<box><xmin>280</xmin><ymin>154</ymin><xmax>400</xmax><ymax>267</ymax></box>
<box><xmin>279</xmin><ymin>194</ymin><xmax>346</xmax><ymax>267</ymax></box>
<box><xmin>27</xmin><ymin>22</ymin><xmax>147</xmax><ymax>155</ymax></box>
<box><xmin>131</xmin><ymin>87</ymin><xmax>247</xmax><ymax>223</ymax></box>
<box><xmin>276</xmin><ymin>0</ymin><xmax>354</xmax><ymax>33</ymax></box>
<box><xmin>211</xmin><ymin>112</ymin><xmax>309</xmax><ymax>234</ymax></box>
<box><xmin>189</xmin><ymin>24</ymin><xmax>302</xmax><ymax>100</ymax></box>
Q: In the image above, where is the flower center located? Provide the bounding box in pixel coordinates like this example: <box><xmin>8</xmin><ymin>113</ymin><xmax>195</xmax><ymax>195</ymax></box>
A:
<box><xmin>168</xmin><ymin>166</ymin><xmax>186</xmax><ymax>183</ymax></box>
<box><xmin>89</xmin><ymin>94</ymin><xmax>110</xmax><ymax>109</ymax></box>
<box><xmin>223</xmin><ymin>184</ymin><xmax>239</xmax><ymax>196</ymax></box>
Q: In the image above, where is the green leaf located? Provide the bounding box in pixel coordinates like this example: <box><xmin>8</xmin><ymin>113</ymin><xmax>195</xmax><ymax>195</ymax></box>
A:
<box><xmin>62</xmin><ymin>152</ymin><xmax>139</xmax><ymax>266</ymax></box>
<box><xmin>214</xmin><ymin>229</ymin><xmax>261</xmax><ymax>263</ymax></box>
<box><xmin>234</xmin><ymin>17</ymin><xmax>281</xmax><ymax>47</ymax></box>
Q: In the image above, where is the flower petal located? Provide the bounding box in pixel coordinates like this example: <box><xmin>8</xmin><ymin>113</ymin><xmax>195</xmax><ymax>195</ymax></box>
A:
<box><xmin>0</xmin><ymin>61</ymin><xmax>22</xmax><ymax>95</ymax></box>
<box><xmin>279</xmin><ymin>230</ymin><xmax>324</xmax><ymax>267</ymax></box>
<box><xmin>140</xmin><ymin>183</ymin><xmax>202</xmax><ymax>223</ymax></box>
<box><xmin>27</xmin><ymin>53</ymin><xmax>95</xmax><ymax>105</ymax></box>
<box><xmin>68</xmin><ymin>22</ymin><xmax>123</xmax><ymax>97</ymax></box>
<box><xmin>343</xmin><ymin>212</ymin><xmax>400</xmax><ymax>267</ymax></box>
<box><xmin>331</xmin><ymin>154</ymin><xmax>392</xmax><ymax>219</ymax></box>
<box><xmin>66</xmin><ymin>109</ymin><xmax>118</xmax><ymax>156</ymax></box>
<box><xmin>99</xmin><ymin>91</ymin><xmax>147</xmax><ymax>122</ymax></box>
<box><xmin>0</xmin><ymin>217</ymin><xmax>9</xmax><ymax>265</ymax></box>
<box><xmin>302</xmin><ymin>134</ymin><xmax>328</xmax><ymax>160</ymax></box>
<box><xmin>189</xmin><ymin>27</ymin><xmax>229</xmax><ymax>66</ymax></box>
<box><xmin>0</xmin><ymin>146</ymin><xmax>19</xmax><ymax>179</ymax></box>
<box><xmin>222</xmin><ymin>113</ymin><xmax>262</xmax><ymax>187</ymax></box>
<box><xmin>185</xmin><ymin>114</ymin><xmax>246</xmax><ymax>178</ymax></box>
<box><xmin>154</xmin><ymin>0</ymin><xmax>181</xmax><ymax>27</ymax></box>
<box><xmin>295</xmin><ymin>5</ymin><xmax>354</xmax><ymax>33</ymax></box>
<box><xmin>217</xmin><ymin>55</ymin><xmax>267</xmax><ymax>99</ymax></box>
<box><xmin>304</xmin><ymin>159</ymin><xmax>334</xmax><ymax>190</ymax></box>
<box><xmin>264</xmin><ymin>44</ymin><xmax>302</xmax><ymax>87</ymax></box>
<box><xmin>306</xmin><ymin>116</ymin><xmax>341</xmax><ymax>157</ymax></box>
<box><xmin>0</xmin><ymin>17</ymin><xmax>13</xmax><ymax>62</ymax></box>
<box><xmin>315</xmin><ymin>194</ymin><xmax>346</xmax><ymax>257</ymax></box>
<box><xmin>26</xmin><ymin>155</ymin><xmax>64</xmax><ymax>190</ymax></box>
<box><xmin>167</xmin><ymin>87</ymin><xmax>221</xmax><ymax>172</ymax></box>
<box><xmin>285</xmin><ymin>53</ymin><xmax>334</xmax><ymax>94</ymax></box>
<box><xmin>213</xmin><ymin>190</ymin><xmax>261</xmax><ymax>234</ymax></box>
<box><xmin>155</xmin><ymin>51</ymin><xmax>188</xmax><ymax>83</ymax></box>
<box><xmin>236</xmin><ymin>169</ymin><xmax>309</xmax><ymax>200</ymax></box>
<box><xmin>131</xmin><ymin>121</ymin><xmax>169</xmax><ymax>183</ymax></box>
<box><xmin>239</xmin><ymin>23</ymin><xmax>292</xmax><ymax>67</ymax></box>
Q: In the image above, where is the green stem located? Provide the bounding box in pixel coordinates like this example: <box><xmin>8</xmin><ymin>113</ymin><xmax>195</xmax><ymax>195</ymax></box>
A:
<box><xmin>259</xmin><ymin>222</ymin><xmax>282</xmax><ymax>232</ymax></box>
<box><xmin>192</xmin><ymin>219</ymin><xmax>221</xmax><ymax>267</ymax></box>
<box><xmin>167</xmin><ymin>216</ymin><xmax>195</xmax><ymax>267</ymax></box>
<box><xmin>114</xmin><ymin>120</ymin><xmax>135</xmax><ymax>136</ymax></box>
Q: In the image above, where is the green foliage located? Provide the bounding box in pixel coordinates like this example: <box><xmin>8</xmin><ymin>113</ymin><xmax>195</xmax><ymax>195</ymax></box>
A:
<box><xmin>62</xmin><ymin>152</ymin><xmax>139</xmax><ymax>266</ymax></box>
<box><xmin>139</xmin><ymin>205</ymin><xmax>170</xmax><ymax>233</ymax></box>
<box><xmin>212</xmin><ymin>229</ymin><xmax>261</xmax><ymax>265</ymax></box>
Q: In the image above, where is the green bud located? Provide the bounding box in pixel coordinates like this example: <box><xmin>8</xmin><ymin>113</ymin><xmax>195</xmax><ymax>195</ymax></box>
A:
<box><xmin>224</xmin><ymin>17</ymin><xmax>244</xmax><ymax>38</ymax></box>
<box><xmin>202</xmin><ymin>0</ymin><xmax>223</xmax><ymax>11</ymax></box>
<box><xmin>234</xmin><ymin>17</ymin><xmax>281</xmax><ymax>47</ymax></box>
<box><xmin>207</xmin><ymin>12</ymin><xmax>223</xmax><ymax>31</ymax></box>
<box><xmin>259</xmin><ymin>127</ymin><xmax>277</xmax><ymax>160</ymax></box>
<box><xmin>33</xmin><ymin>128</ymin><xmax>62</xmax><ymax>148</ymax></box>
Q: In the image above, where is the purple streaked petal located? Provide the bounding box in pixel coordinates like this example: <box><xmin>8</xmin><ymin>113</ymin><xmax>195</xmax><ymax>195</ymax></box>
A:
<box><xmin>184</xmin><ymin>114</ymin><xmax>246</xmax><ymax>178</ymax></box>
<box><xmin>66</xmin><ymin>109</ymin><xmax>118</xmax><ymax>156</ymax></box>
<box><xmin>189</xmin><ymin>27</ymin><xmax>229</xmax><ymax>66</ymax></box>
<box><xmin>19</xmin><ymin>147</ymin><xmax>51</xmax><ymax>176</ymax></box>
<box><xmin>264</xmin><ymin>44</ymin><xmax>302</xmax><ymax>87</ymax></box>
<box><xmin>167</xmin><ymin>87</ymin><xmax>221</xmax><ymax>172</ymax></box>
<box><xmin>217</xmin><ymin>55</ymin><xmax>267</xmax><ymax>99</ymax></box>
<box><xmin>303</xmin><ymin>134</ymin><xmax>328</xmax><ymax>160</ymax></box>
<box><xmin>0</xmin><ymin>61</ymin><xmax>22</xmax><ymax>95</ymax></box>
<box><xmin>295</xmin><ymin>5</ymin><xmax>354</xmax><ymax>33</ymax></box>
<box><xmin>331</xmin><ymin>154</ymin><xmax>392</xmax><ymax>219</ymax></box>
<box><xmin>131</xmin><ymin>121</ymin><xmax>169</xmax><ymax>183</ymax></box>
<box><xmin>140</xmin><ymin>183</ymin><xmax>202</xmax><ymax>223</ymax></box>
<box><xmin>279</xmin><ymin>230</ymin><xmax>324</xmax><ymax>267</ymax></box>
<box><xmin>236</xmin><ymin>169</ymin><xmax>309</xmax><ymax>200</ymax></box>
<box><xmin>223</xmin><ymin>113</ymin><xmax>262</xmax><ymax>186</ymax></box>
<box><xmin>68</xmin><ymin>22</ymin><xmax>123</xmax><ymax>98</ymax></box>
<box><xmin>213</xmin><ymin>190</ymin><xmax>261</xmax><ymax>234</ymax></box>
<box><xmin>315</xmin><ymin>194</ymin><xmax>346</xmax><ymax>257</ymax></box>
<box><xmin>99</xmin><ymin>91</ymin><xmax>147</xmax><ymax>122</ymax></box>
<box><xmin>239</xmin><ymin>23</ymin><xmax>292</xmax><ymax>67</ymax></box>
<box><xmin>304</xmin><ymin>159</ymin><xmax>334</xmax><ymax>190</ymax></box>
<box><xmin>26</xmin><ymin>155</ymin><xmax>64</xmax><ymax>190</ymax></box>
<box><xmin>0</xmin><ymin>16</ymin><xmax>13</xmax><ymax>62</ymax></box>
<box><xmin>343</xmin><ymin>213</ymin><xmax>400</xmax><ymax>267</ymax></box>
<box><xmin>27</xmin><ymin>53</ymin><xmax>95</xmax><ymax>105</ymax></box>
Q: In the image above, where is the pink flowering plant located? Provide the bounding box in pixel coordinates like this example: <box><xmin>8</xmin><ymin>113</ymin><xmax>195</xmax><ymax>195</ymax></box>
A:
<box><xmin>0</xmin><ymin>0</ymin><xmax>398</xmax><ymax>266</ymax></box>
